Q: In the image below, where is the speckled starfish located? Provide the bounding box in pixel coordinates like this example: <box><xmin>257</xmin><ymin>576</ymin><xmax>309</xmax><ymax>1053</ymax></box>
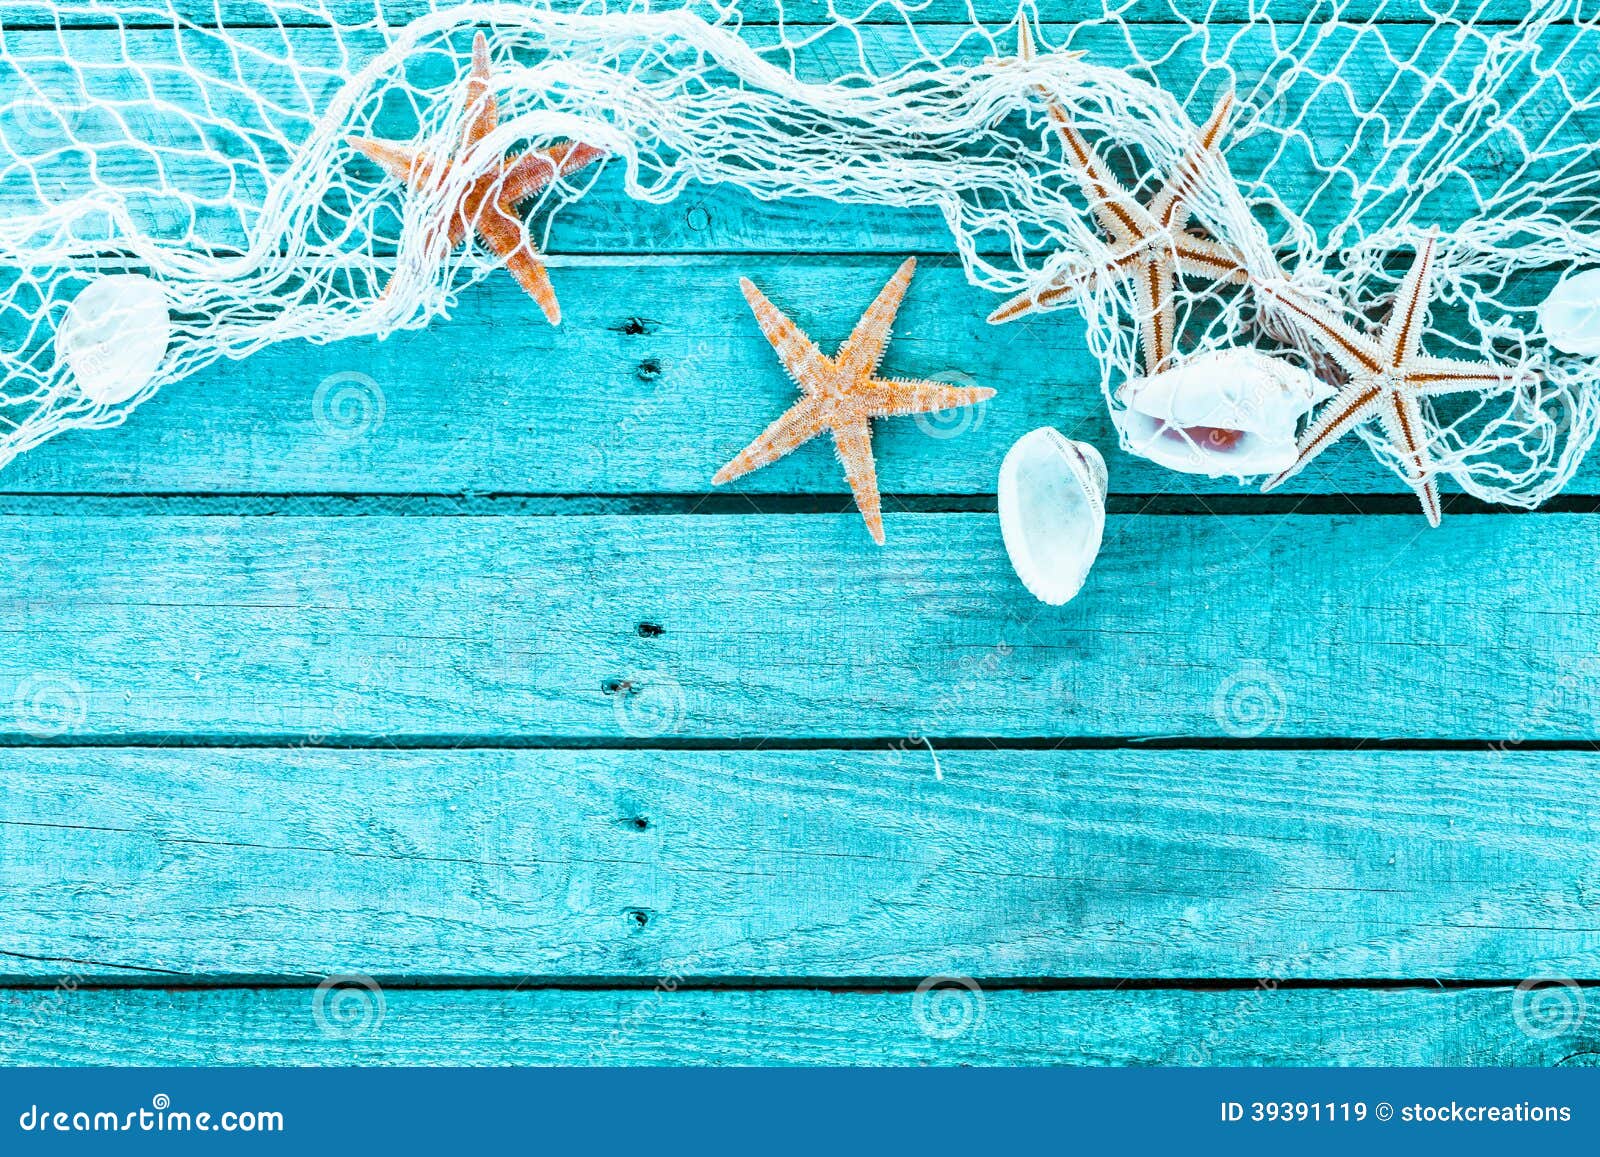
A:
<box><xmin>714</xmin><ymin>258</ymin><xmax>995</xmax><ymax>545</ymax></box>
<box><xmin>1260</xmin><ymin>232</ymin><xmax>1526</xmax><ymax>525</ymax></box>
<box><xmin>348</xmin><ymin>31</ymin><xmax>604</xmax><ymax>324</ymax></box>
<box><xmin>988</xmin><ymin>14</ymin><xmax>1247</xmax><ymax>375</ymax></box>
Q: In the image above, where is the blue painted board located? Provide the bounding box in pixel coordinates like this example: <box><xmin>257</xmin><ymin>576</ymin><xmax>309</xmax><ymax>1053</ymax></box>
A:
<box><xmin>6</xmin><ymin>258</ymin><xmax>1493</xmax><ymax>498</ymax></box>
<box><xmin>0</xmin><ymin>512</ymin><xmax>1594</xmax><ymax>742</ymax></box>
<box><xmin>2</xmin><ymin>986</ymin><xmax>1592</xmax><ymax>1066</ymax></box>
<box><xmin>2</xmin><ymin>746</ymin><xmax>1598</xmax><ymax>979</ymax></box>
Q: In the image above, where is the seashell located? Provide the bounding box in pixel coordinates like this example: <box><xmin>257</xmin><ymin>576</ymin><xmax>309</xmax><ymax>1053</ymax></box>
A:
<box><xmin>1112</xmin><ymin>347</ymin><xmax>1334</xmax><ymax>478</ymax></box>
<box><xmin>56</xmin><ymin>273</ymin><xmax>171</xmax><ymax>406</ymax></box>
<box><xmin>998</xmin><ymin>427</ymin><xmax>1106</xmax><ymax>606</ymax></box>
<box><xmin>1538</xmin><ymin>268</ymin><xmax>1600</xmax><ymax>356</ymax></box>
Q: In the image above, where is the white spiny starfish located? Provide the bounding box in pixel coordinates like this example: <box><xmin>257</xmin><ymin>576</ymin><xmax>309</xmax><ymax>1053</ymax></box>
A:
<box><xmin>1260</xmin><ymin>232</ymin><xmax>1527</xmax><ymax>525</ymax></box>
<box><xmin>714</xmin><ymin>258</ymin><xmax>995</xmax><ymax>545</ymax></box>
<box><xmin>348</xmin><ymin>31</ymin><xmax>604</xmax><ymax>324</ymax></box>
<box><xmin>988</xmin><ymin>14</ymin><xmax>1248</xmax><ymax>375</ymax></box>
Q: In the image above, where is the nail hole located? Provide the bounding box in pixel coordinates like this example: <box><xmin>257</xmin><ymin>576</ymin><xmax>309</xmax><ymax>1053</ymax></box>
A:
<box><xmin>611</xmin><ymin>316</ymin><xmax>659</xmax><ymax>336</ymax></box>
<box><xmin>603</xmin><ymin>678</ymin><xmax>633</xmax><ymax>696</ymax></box>
<box><xmin>635</xmin><ymin>358</ymin><xmax>662</xmax><ymax>382</ymax></box>
<box><xmin>628</xmin><ymin>909</ymin><xmax>650</xmax><ymax>927</ymax></box>
<box><xmin>636</xmin><ymin>622</ymin><xmax>664</xmax><ymax>638</ymax></box>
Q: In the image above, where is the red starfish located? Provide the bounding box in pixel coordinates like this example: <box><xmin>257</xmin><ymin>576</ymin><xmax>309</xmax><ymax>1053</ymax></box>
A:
<box><xmin>348</xmin><ymin>31</ymin><xmax>604</xmax><ymax>324</ymax></box>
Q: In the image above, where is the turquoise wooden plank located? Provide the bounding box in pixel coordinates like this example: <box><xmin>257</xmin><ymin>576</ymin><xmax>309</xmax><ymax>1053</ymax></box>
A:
<box><xmin>0</xmin><ymin>512</ymin><xmax>1593</xmax><ymax>742</ymax></box>
<box><xmin>2</xmin><ymin>986</ymin><xmax>1592</xmax><ymax>1066</ymax></box>
<box><xmin>2</xmin><ymin>747</ymin><xmax>1597</xmax><ymax>979</ymax></box>
<box><xmin>6</xmin><ymin>257</ymin><xmax>1572</xmax><ymax>498</ymax></box>
<box><xmin>9</xmin><ymin>0</ymin><xmax>1539</xmax><ymax>30</ymax></box>
<box><xmin>8</xmin><ymin>20</ymin><xmax>1571</xmax><ymax>250</ymax></box>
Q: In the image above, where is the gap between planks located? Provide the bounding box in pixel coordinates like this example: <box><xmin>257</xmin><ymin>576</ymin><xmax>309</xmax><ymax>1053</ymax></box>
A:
<box><xmin>0</xmin><ymin>494</ymin><xmax>1596</xmax><ymax>515</ymax></box>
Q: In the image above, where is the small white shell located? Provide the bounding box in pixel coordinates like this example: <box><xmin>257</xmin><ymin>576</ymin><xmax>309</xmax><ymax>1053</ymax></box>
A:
<box><xmin>1113</xmin><ymin>347</ymin><xmax>1334</xmax><ymax>478</ymax></box>
<box><xmin>998</xmin><ymin>427</ymin><xmax>1106</xmax><ymax>606</ymax></box>
<box><xmin>1539</xmin><ymin>268</ymin><xmax>1600</xmax><ymax>356</ymax></box>
<box><xmin>56</xmin><ymin>274</ymin><xmax>171</xmax><ymax>406</ymax></box>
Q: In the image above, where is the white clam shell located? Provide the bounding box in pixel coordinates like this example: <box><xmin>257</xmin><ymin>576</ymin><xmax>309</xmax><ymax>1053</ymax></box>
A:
<box><xmin>1112</xmin><ymin>347</ymin><xmax>1334</xmax><ymax>478</ymax></box>
<box><xmin>1539</xmin><ymin>268</ymin><xmax>1600</xmax><ymax>356</ymax></box>
<box><xmin>56</xmin><ymin>274</ymin><xmax>171</xmax><ymax>406</ymax></box>
<box><xmin>998</xmin><ymin>427</ymin><xmax>1106</xmax><ymax>606</ymax></box>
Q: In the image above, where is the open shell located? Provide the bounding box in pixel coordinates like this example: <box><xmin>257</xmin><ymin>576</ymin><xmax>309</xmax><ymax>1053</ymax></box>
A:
<box><xmin>1112</xmin><ymin>347</ymin><xmax>1334</xmax><ymax>477</ymax></box>
<box><xmin>57</xmin><ymin>274</ymin><xmax>171</xmax><ymax>407</ymax></box>
<box><xmin>1539</xmin><ymin>268</ymin><xmax>1600</xmax><ymax>356</ymax></box>
<box><xmin>998</xmin><ymin>427</ymin><xmax>1106</xmax><ymax>606</ymax></box>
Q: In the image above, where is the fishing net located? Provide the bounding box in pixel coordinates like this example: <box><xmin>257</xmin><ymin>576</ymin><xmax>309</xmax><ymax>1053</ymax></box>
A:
<box><xmin>2</xmin><ymin>0</ymin><xmax>1597</xmax><ymax>508</ymax></box>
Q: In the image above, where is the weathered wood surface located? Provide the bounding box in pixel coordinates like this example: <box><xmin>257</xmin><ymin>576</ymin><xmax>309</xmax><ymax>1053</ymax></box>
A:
<box><xmin>2</xmin><ymin>747</ymin><xmax>1598</xmax><ymax>979</ymax></box>
<box><xmin>10</xmin><ymin>1</ymin><xmax>1542</xmax><ymax>30</ymax></box>
<box><xmin>8</xmin><ymin>258</ymin><xmax>1578</xmax><ymax>498</ymax></box>
<box><xmin>0</xmin><ymin>513</ymin><xmax>1595</xmax><ymax>742</ymax></box>
<box><xmin>3</xmin><ymin>985</ymin><xmax>1594</xmax><ymax>1066</ymax></box>
<box><xmin>3</xmin><ymin>0</ymin><xmax>1595</xmax><ymax>1069</ymax></box>
<box><xmin>6</xmin><ymin>20</ymin><xmax>1567</xmax><ymax>250</ymax></box>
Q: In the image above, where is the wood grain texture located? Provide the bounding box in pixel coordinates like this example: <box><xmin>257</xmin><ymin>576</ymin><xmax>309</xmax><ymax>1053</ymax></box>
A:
<box><xmin>6</xmin><ymin>257</ymin><xmax>1570</xmax><ymax>498</ymax></box>
<box><xmin>2</xmin><ymin>747</ymin><xmax>1598</xmax><ymax>979</ymax></box>
<box><xmin>0</xmin><ymin>512</ymin><xmax>1595</xmax><ymax>742</ymax></box>
<box><xmin>10</xmin><ymin>0</ymin><xmax>1539</xmax><ymax>30</ymax></box>
<box><xmin>3</xmin><ymin>985</ymin><xmax>1594</xmax><ymax>1066</ymax></box>
<box><xmin>8</xmin><ymin>20</ymin><xmax>1567</xmax><ymax>251</ymax></box>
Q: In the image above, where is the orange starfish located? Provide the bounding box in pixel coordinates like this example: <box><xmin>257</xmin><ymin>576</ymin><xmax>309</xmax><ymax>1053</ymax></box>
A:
<box><xmin>348</xmin><ymin>31</ymin><xmax>604</xmax><ymax>324</ymax></box>
<box><xmin>714</xmin><ymin>258</ymin><xmax>995</xmax><ymax>545</ymax></box>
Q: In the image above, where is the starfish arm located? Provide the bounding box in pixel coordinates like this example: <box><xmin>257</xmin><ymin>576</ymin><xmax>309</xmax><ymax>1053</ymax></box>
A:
<box><xmin>832</xmin><ymin>418</ymin><xmax>886</xmax><ymax>546</ymax></box>
<box><xmin>1381</xmin><ymin>231</ymin><xmax>1438</xmax><ymax>370</ymax></box>
<box><xmin>1172</xmin><ymin>233</ymin><xmax>1250</xmax><ymax>285</ymax></box>
<box><xmin>1259</xmin><ymin>281</ymin><xmax>1385</xmax><ymax>379</ymax></box>
<box><xmin>987</xmin><ymin>264</ymin><xmax>1102</xmax><ymax>324</ymax></box>
<box><xmin>834</xmin><ymin>258</ymin><xmax>917</xmax><ymax>384</ymax></box>
<box><xmin>712</xmin><ymin>397</ymin><xmax>827</xmax><ymax>486</ymax></box>
<box><xmin>496</xmin><ymin>141</ymin><xmax>608</xmax><ymax>208</ymax></box>
<box><xmin>350</xmin><ymin>136</ymin><xmax>468</xmax><ymax>252</ymax></box>
<box><xmin>1378</xmin><ymin>390</ymin><xmax>1443</xmax><ymax>526</ymax></box>
<box><xmin>1150</xmin><ymin>88</ymin><xmax>1236</xmax><ymax>232</ymax></box>
<box><xmin>461</xmin><ymin>30</ymin><xmax>498</xmax><ymax>148</ymax></box>
<box><xmin>865</xmin><ymin>377</ymin><xmax>997</xmax><ymax>416</ymax></box>
<box><xmin>475</xmin><ymin>207</ymin><xmax>562</xmax><ymax>324</ymax></box>
<box><xmin>1133</xmin><ymin>253</ymin><xmax>1178</xmax><ymax>376</ymax></box>
<box><xmin>1261</xmin><ymin>379</ymin><xmax>1384</xmax><ymax>491</ymax></box>
<box><xmin>1405</xmin><ymin>355</ymin><xmax>1524</xmax><ymax>396</ymax></box>
<box><xmin>349</xmin><ymin>136</ymin><xmax>432</xmax><ymax>187</ymax></box>
<box><xmin>1001</xmin><ymin>6</ymin><xmax>1145</xmax><ymax>242</ymax></box>
<box><xmin>740</xmin><ymin>278</ymin><xmax>831</xmax><ymax>391</ymax></box>
<box><xmin>1053</xmin><ymin>117</ymin><xmax>1157</xmax><ymax>245</ymax></box>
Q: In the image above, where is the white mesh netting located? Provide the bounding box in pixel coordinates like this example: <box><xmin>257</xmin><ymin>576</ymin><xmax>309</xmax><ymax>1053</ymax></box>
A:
<box><xmin>2</xmin><ymin>0</ymin><xmax>1597</xmax><ymax>507</ymax></box>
